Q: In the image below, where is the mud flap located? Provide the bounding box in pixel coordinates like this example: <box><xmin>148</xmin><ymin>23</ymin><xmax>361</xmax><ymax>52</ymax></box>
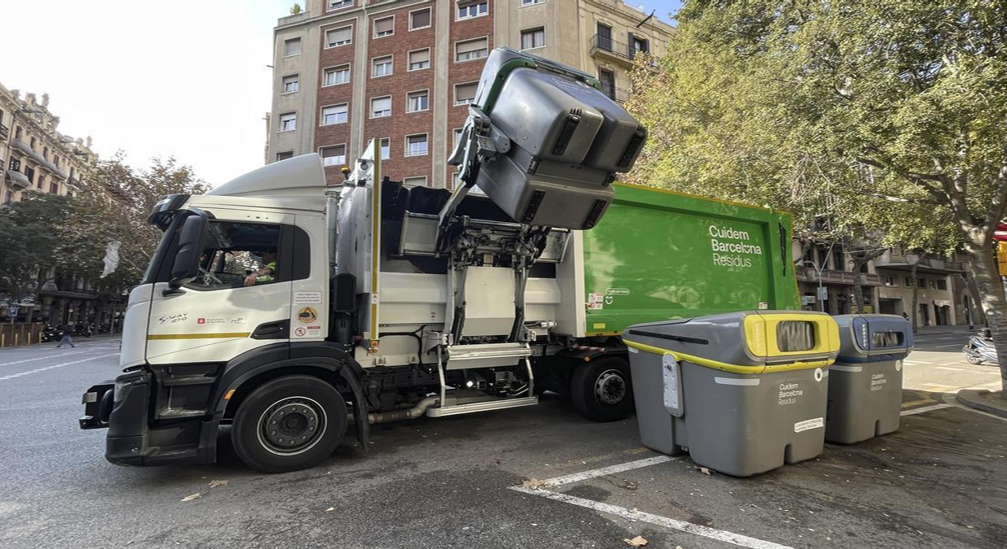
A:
<box><xmin>338</xmin><ymin>364</ymin><xmax>370</xmax><ymax>451</ymax></box>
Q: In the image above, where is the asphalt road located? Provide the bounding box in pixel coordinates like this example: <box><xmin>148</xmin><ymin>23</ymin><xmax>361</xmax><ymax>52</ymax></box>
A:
<box><xmin>0</xmin><ymin>332</ymin><xmax>1005</xmax><ymax>549</ymax></box>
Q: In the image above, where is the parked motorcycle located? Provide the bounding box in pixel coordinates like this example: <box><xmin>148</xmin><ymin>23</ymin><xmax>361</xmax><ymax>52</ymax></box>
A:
<box><xmin>963</xmin><ymin>328</ymin><xmax>998</xmax><ymax>365</ymax></box>
<box><xmin>40</xmin><ymin>324</ymin><xmax>59</xmax><ymax>343</ymax></box>
<box><xmin>75</xmin><ymin>323</ymin><xmax>93</xmax><ymax>338</ymax></box>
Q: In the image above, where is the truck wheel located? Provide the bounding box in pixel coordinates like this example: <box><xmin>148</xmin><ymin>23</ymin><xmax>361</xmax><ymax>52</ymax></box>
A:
<box><xmin>232</xmin><ymin>375</ymin><xmax>347</xmax><ymax>473</ymax></box>
<box><xmin>570</xmin><ymin>357</ymin><xmax>634</xmax><ymax>422</ymax></box>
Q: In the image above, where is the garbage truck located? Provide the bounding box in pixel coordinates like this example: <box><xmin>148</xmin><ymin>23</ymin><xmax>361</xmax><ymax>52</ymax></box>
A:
<box><xmin>79</xmin><ymin>48</ymin><xmax>800</xmax><ymax>473</ymax></box>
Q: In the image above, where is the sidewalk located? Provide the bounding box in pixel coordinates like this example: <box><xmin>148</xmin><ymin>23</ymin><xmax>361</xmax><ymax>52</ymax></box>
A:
<box><xmin>916</xmin><ymin>324</ymin><xmax>975</xmax><ymax>336</ymax></box>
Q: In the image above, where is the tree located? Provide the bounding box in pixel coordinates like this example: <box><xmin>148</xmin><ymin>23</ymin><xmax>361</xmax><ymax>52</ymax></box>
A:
<box><xmin>62</xmin><ymin>155</ymin><xmax>210</xmax><ymax>302</ymax></box>
<box><xmin>0</xmin><ymin>193</ymin><xmax>72</xmax><ymax>321</ymax></box>
<box><xmin>629</xmin><ymin>0</ymin><xmax>1007</xmax><ymax>392</ymax></box>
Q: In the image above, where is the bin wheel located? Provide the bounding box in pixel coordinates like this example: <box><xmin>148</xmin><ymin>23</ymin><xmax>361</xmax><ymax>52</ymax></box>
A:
<box><xmin>571</xmin><ymin>357</ymin><xmax>634</xmax><ymax>422</ymax></box>
<box><xmin>232</xmin><ymin>375</ymin><xmax>347</xmax><ymax>473</ymax></box>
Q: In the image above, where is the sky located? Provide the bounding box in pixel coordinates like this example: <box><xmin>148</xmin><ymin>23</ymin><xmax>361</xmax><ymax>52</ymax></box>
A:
<box><xmin>0</xmin><ymin>0</ymin><xmax>682</xmax><ymax>187</ymax></box>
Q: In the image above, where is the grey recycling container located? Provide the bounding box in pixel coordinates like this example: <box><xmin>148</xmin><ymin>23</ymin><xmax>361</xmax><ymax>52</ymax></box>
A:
<box><xmin>826</xmin><ymin>314</ymin><xmax>913</xmax><ymax>444</ymax></box>
<box><xmin>624</xmin><ymin>311</ymin><xmax>840</xmax><ymax>477</ymax></box>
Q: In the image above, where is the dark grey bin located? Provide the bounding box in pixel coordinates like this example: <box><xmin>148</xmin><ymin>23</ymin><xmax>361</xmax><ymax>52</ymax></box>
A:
<box><xmin>827</xmin><ymin>314</ymin><xmax>913</xmax><ymax>444</ymax></box>
<box><xmin>624</xmin><ymin>311</ymin><xmax>839</xmax><ymax>477</ymax></box>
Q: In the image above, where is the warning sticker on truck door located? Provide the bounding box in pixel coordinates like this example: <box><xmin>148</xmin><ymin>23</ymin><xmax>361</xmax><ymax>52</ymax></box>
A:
<box><xmin>587</xmin><ymin>293</ymin><xmax>604</xmax><ymax>310</ymax></box>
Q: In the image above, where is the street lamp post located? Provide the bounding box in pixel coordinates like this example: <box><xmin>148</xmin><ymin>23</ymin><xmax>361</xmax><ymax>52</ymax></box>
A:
<box><xmin>801</xmin><ymin>260</ymin><xmax>826</xmax><ymax>313</ymax></box>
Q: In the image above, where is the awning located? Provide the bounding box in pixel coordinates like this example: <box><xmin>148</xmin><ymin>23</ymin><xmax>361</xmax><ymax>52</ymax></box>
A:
<box><xmin>5</xmin><ymin>169</ymin><xmax>30</xmax><ymax>188</ymax></box>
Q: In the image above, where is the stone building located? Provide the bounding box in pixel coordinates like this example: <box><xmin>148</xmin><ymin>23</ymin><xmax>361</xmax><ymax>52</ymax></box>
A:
<box><xmin>265</xmin><ymin>0</ymin><xmax>673</xmax><ymax>187</ymax></box>
<box><xmin>0</xmin><ymin>83</ymin><xmax>97</xmax><ymax>204</ymax></box>
<box><xmin>0</xmin><ymin>81</ymin><xmax>106</xmax><ymax>331</ymax></box>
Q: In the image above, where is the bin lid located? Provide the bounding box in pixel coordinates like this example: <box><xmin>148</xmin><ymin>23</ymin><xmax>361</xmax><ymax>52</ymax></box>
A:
<box><xmin>834</xmin><ymin>314</ymin><xmax>913</xmax><ymax>359</ymax></box>
<box><xmin>624</xmin><ymin>310</ymin><xmax>839</xmax><ymax>375</ymax></box>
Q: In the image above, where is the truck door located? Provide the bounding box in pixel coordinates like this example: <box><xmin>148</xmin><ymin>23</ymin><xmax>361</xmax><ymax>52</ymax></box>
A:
<box><xmin>146</xmin><ymin>211</ymin><xmax>295</xmax><ymax>364</ymax></box>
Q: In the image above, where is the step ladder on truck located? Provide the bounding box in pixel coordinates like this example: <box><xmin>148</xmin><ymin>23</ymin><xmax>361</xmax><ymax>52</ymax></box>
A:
<box><xmin>79</xmin><ymin>48</ymin><xmax>800</xmax><ymax>473</ymax></box>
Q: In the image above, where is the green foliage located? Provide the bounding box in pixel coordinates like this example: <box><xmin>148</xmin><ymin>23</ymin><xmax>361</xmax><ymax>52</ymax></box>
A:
<box><xmin>628</xmin><ymin>0</ymin><xmax>1006</xmax><ymax>255</ymax></box>
<box><xmin>290</xmin><ymin>3</ymin><xmax>302</xmax><ymax>15</ymax></box>
<box><xmin>0</xmin><ymin>193</ymin><xmax>71</xmax><ymax>297</ymax></box>
<box><xmin>61</xmin><ymin>154</ymin><xmax>210</xmax><ymax>297</ymax></box>
<box><xmin>0</xmin><ymin>155</ymin><xmax>208</xmax><ymax>301</ymax></box>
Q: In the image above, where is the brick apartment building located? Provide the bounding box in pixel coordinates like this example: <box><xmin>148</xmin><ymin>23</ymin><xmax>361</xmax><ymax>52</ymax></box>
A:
<box><xmin>265</xmin><ymin>0</ymin><xmax>673</xmax><ymax>187</ymax></box>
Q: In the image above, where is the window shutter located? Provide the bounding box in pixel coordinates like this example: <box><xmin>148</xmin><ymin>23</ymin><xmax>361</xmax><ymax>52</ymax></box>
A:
<box><xmin>457</xmin><ymin>38</ymin><xmax>487</xmax><ymax>54</ymax></box>
<box><xmin>375</xmin><ymin>17</ymin><xmax>393</xmax><ymax>35</ymax></box>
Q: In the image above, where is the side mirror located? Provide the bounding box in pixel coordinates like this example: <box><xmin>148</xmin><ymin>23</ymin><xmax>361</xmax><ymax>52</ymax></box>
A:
<box><xmin>168</xmin><ymin>209</ymin><xmax>209</xmax><ymax>290</ymax></box>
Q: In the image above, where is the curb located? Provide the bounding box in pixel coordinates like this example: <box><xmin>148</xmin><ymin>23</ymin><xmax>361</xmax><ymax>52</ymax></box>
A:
<box><xmin>957</xmin><ymin>389</ymin><xmax>1007</xmax><ymax>419</ymax></box>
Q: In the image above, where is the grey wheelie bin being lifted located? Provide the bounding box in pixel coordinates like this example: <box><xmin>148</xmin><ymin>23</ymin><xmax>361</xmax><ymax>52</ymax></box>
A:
<box><xmin>826</xmin><ymin>314</ymin><xmax>913</xmax><ymax>444</ymax></box>
<box><xmin>624</xmin><ymin>311</ymin><xmax>840</xmax><ymax>477</ymax></box>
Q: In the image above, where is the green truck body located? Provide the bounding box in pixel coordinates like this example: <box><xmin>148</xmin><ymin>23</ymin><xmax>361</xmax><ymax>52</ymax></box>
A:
<box><xmin>581</xmin><ymin>183</ymin><xmax>800</xmax><ymax>336</ymax></box>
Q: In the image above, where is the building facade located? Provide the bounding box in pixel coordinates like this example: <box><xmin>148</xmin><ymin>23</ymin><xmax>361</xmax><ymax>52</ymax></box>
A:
<box><xmin>0</xmin><ymin>82</ymin><xmax>105</xmax><ymax>332</ymax></box>
<box><xmin>794</xmin><ymin>241</ymin><xmax>883</xmax><ymax>315</ymax></box>
<box><xmin>265</xmin><ymin>0</ymin><xmax>673</xmax><ymax>187</ymax></box>
<box><xmin>0</xmin><ymin>83</ymin><xmax>97</xmax><ymax>205</ymax></box>
<box><xmin>873</xmin><ymin>246</ymin><xmax>966</xmax><ymax>327</ymax></box>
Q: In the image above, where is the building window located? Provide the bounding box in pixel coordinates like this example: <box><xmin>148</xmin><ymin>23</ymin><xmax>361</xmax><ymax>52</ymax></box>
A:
<box><xmin>918</xmin><ymin>277</ymin><xmax>926</xmax><ymax>289</ymax></box>
<box><xmin>43</xmin><ymin>147</ymin><xmax>49</xmax><ymax>160</ymax></box>
<box><xmin>327</xmin><ymin>26</ymin><xmax>353</xmax><ymax>48</ymax></box>
<box><xmin>883</xmin><ymin>276</ymin><xmax>897</xmax><ymax>287</ymax></box>
<box><xmin>456</xmin><ymin>37</ymin><xmax>488</xmax><ymax>62</ymax></box>
<box><xmin>323</xmin><ymin>64</ymin><xmax>351</xmax><ymax>86</ymax></box>
<box><xmin>453</xmin><ymin>128</ymin><xmax>463</xmax><ymax>149</ymax></box>
<box><xmin>407</xmin><ymin>90</ymin><xmax>429</xmax><ymax>113</ymax></box>
<box><xmin>329</xmin><ymin>0</ymin><xmax>353</xmax><ymax>10</ymax></box>
<box><xmin>406</xmin><ymin>134</ymin><xmax>429</xmax><ymax>157</ymax></box>
<box><xmin>374</xmin><ymin>16</ymin><xmax>394</xmax><ymax>38</ymax></box>
<box><xmin>904</xmin><ymin>277</ymin><xmax>914</xmax><ymax>287</ymax></box>
<box><xmin>521</xmin><ymin>27</ymin><xmax>545</xmax><ymax>50</ymax></box>
<box><xmin>24</xmin><ymin>166</ymin><xmax>35</xmax><ymax>184</ymax></box>
<box><xmin>14</xmin><ymin>126</ymin><xmax>22</xmax><ymax>140</ymax></box>
<box><xmin>279</xmin><ymin>112</ymin><xmax>296</xmax><ymax>132</ymax></box>
<box><xmin>454</xmin><ymin>82</ymin><xmax>478</xmax><ymax>105</ymax></box>
<box><xmin>372</xmin><ymin>55</ymin><xmax>393</xmax><ymax>77</ymax></box>
<box><xmin>282</xmin><ymin>74</ymin><xmax>299</xmax><ymax>93</ymax></box>
<box><xmin>277</xmin><ymin>151</ymin><xmax>294</xmax><ymax>161</ymax></box>
<box><xmin>370</xmin><ymin>96</ymin><xmax>392</xmax><ymax>118</ymax></box>
<box><xmin>403</xmin><ymin>176</ymin><xmax>427</xmax><ymax>187</ymax></box>
<box><xmin>630</xmin><ymin>34</ymin><xmax>650</xmax><ymax>57</ymax></box>
<box><xmin>321</xmin><ymin>104</ymin><xmax>349</xmax><ymax>125</ymax></box>
<box><xmin>284</xmin><ymin>38</ymin><xmax>302</xmax><ymax>57</ymax></box>
<box><xmin>596</xmin><ymin>23</ymin><xmax>613</xmax><ymax>51</ymax></box>
<box><xmin>320</xmin><ymin>145</ymin><xmax>347</xmax><ymax>167</ymax></box>
<box><xmin>50</xmin><ymin>180</ymin><xmax>59</xmax><ymax>194</ymax></box>
<box><xmin>409</xmin><ymin>48</ymin><xmax>431</xmax><ymax>71</ymax></box>
<box><xmin>521</xmin><ymin>0</ymin><xmax>544</xmax><ymax>4</ymax></box>
<box><xmin>457</xmin><ymin>1</ymin><xmax>488</xmax><ymax>20</ymax></box>
<box><xmin>598</xmin><ymin>68</ymin><xmax>616</xmax><ymax>100</ymax></box>
<box><xmin>9</xmin><ymin>157</ymin><xmax>20</xmax><ymax>171</ymax></box>
<box><xmin>410</xmin><ymin>7</ymin><xmax>431</xmax><ymax>30</ymax></box>
<box><xmin>936</xmin><ymin>279</ymin><xmax>948</xmax><ymax>290</ymax></box>
<box><xmin>379</xmin><ymin>137</ymin><xmax>390</xmax><ymax>160</ymax></box>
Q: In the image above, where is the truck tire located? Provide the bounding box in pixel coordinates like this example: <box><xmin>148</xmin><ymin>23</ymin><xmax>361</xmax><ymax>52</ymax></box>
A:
<box><xmin>232</xmin><ymin>375</ymin><xmax>348</xmax><ymax>473</ymax></box>
<box><xmin>570</xmin><ymin>357</ymin><xmax>634</xmax><ymax>422</ymax></box>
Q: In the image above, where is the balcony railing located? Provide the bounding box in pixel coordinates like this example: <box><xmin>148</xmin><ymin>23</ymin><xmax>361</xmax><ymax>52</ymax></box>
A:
<box><xmin>589</xmin><ymin>34</ymin><xmax>657</xmax><ymax>67</ymax></box>
<box><xmin>875</xmin><ymin>252</ymin><xmax>964</xmax><ymax>273</ymax></box>
<box><xmin>0</xmin><ymin>124</ymin><xmax>8</xmax><ymax>139</ymax></box>
<box><xmin>796</xmin><ymin>266</ymin><xmax>882</xmax><ymax>286</ymax></box>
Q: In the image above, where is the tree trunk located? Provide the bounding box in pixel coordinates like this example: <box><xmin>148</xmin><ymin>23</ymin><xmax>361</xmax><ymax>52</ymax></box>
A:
<box><xmin>966</xmin><ymin>241</ymin><xmax>1007</xmax><ymax>394</ymax></box>
<box><xmin>967</xmin><ymin>275</ymin><xmax>987</xmax><ymax>327</ymax></box>
<box><xmin>851</xmin><ymin>258</ymin><xmax>865</xmax><ymax>314</ymax></box>
<box><xmin>910</xmin><ymin>262</ymin><xmax>920</xmax><ymax>333</ymax></box>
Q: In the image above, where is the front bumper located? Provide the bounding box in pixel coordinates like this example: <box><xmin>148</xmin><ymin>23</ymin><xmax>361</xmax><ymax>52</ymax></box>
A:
<box><xmin>80</xmin><ymin>370</ymin><xmax>217</xmax><ymax>466</ymax></box>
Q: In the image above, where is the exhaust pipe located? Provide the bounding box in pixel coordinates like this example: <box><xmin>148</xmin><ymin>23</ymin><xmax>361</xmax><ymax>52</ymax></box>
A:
<box><xmin>367</xmin><ymin>396</ymin><xmax>439</xmax><ymax>424</ymax></box>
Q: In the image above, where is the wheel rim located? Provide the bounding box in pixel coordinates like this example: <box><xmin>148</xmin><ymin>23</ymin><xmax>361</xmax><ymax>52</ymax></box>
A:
<box><xmin>256</xmin><ymin>396</ymin><xmax>328</xmax><ymax>456</ymax></box>
<box><xmin>594</xmin><ymin>369</ymin><xmax>626</xmax><ymax>406</ymax></box>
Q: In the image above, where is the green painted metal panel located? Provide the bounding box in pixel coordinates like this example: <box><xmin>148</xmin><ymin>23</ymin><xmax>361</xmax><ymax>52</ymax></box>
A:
<box><xmin>582</xmin><ymin>184</ymin><xmax>800</xmax><ymax>335</ymax></box>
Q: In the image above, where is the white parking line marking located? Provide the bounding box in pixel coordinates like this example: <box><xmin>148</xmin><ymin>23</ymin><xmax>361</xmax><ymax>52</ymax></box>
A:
<box><xmin>533</xmin><ymin>455</ymin><xmax>677</xmax><ymax>488</ymax></box>
<box><xmin>0</xmin><ymin>353</ymin><xmax>118</xmax><ymax>382</ymax></box>
<box><xmin>901</xmin><ymin>403</ymin><xmax>952</xmax><ymax>416</ymax></box>
<box><xmin>511</xmin><ymin>486</ymin><xmax>792</xmax><ymax>549</ymax></box>
<box><xmin>0</xmin><ymin>353</ymin><xmax>77</xmax><ymax>367</ymax></box>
